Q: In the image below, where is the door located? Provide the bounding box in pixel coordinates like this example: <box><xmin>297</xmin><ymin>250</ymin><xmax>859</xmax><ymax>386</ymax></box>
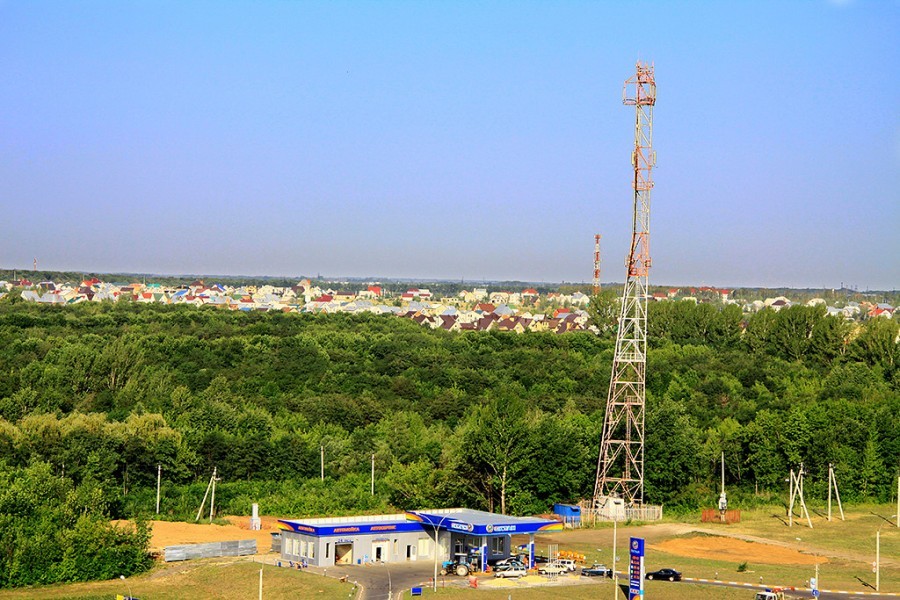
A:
<box><xmin>372</xmin><ymin>542</ymin><xmax>389</xmax><ymax>562</ymax></box>
<box><xmin>335</xmin><ymin>543</ymin><xmax>353</xmax><ymax>565</ymax></box>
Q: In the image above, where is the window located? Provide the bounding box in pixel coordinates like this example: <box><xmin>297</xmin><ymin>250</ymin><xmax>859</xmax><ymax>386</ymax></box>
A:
<box><xmin>309</xmin><ymin>542</ymin><xmax>315</xmax><ymax>559</ymax></box>
<box><xmin>490</xmin><ymin>537</ymin><xmax>504</xmax><ymax>554</ymax></box>
<box><xmin>326</xmin><ymin>543</ymin><xmax>330</xmax><ymax>559</ymax></box>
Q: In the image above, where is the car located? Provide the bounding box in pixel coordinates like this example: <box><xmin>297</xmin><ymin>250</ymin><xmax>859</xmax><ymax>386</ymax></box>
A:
<box><xmin>581</xmin><ymin>563</ymin><xmax>613</xmax><ymax>577</ymax></box>
<box><xmin>493</xmin><ymin>560</ymin><xmax>525</xmax><ymax>572</ymax></box>
<box><xmin>538</xmin><ymin>562</ymin><xmax>568</xmax><ymax>575</ymax></box>
<box><xmin>556</xmin><ymin>558</ymin><xmax>578</xmax><ymax>572</ymax></box>
<box><xmin>645</xmin><ymin>568</ymin><xmax>682</xmax><ymax>581</ymax></box>
<box><xmin>494</xmin><ymin>565</ymin><xmax>527</xmax><ymax>578</ymax></box>
<box><xmin>492</xmin><ymin>556</ymin><xmax>524</xmax><ymax>567</ymax></box>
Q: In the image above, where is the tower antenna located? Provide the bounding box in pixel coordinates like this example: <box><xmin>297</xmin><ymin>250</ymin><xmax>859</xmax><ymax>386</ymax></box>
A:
<box><xmin>593</xmin><ymin>62</ymin><xmax>656</xmax><ymax>513</ymax></box>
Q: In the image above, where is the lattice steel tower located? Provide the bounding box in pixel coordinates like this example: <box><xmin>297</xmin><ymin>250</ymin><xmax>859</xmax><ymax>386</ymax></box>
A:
<box><xmin>593</xmin><ymin>62</ymin><xmax>656</xmax><ymax>510</ymax></box>
<box><xmin>592</xmin><ymin>234</ymin><xmax>602</xmax><ymax>295</ymax></box>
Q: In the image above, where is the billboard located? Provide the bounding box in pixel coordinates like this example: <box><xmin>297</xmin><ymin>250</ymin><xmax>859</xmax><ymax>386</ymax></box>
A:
<box><xmin>629</xmin><ymin>537</ymin><xmax>645</xmax><ymax>599</ymax></box>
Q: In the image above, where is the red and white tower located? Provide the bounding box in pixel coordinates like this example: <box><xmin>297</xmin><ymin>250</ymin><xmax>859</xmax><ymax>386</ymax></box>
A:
<box><xmin>592</xmin><ymin>234</ymin><xmax>602</xmax><ymax>295</ymax></box>
<box><xmin>593</xmin><ymin>62</ymin><xmax>656</xmax><ymax>511</ymax></box>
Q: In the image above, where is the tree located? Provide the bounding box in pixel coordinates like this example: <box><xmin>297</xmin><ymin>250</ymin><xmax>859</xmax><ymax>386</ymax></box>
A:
<box><xmin>587</xmin><ymin>290</ymin><xmax>619</xmax><ymax>336</ymax></box>
<box><xmin>850</xmin><ymin>318</ymin><xmax>899</xmax><ymax>375</ymax></box>
<box><xmin>454</xmin><ymin>390</ymin><xmax>533</xmax><ymax>514</ymax></box>
<box><xmin>857</xmin><ymin>432</ymin><xmax>886</xmax><ymax>499</ymax></box>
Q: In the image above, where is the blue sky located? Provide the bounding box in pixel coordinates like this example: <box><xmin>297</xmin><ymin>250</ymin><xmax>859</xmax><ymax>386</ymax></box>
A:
<box><xmin>1</xmin><ymin>0</ymin><xmax>898</xmax><ymax>289</ymax></box>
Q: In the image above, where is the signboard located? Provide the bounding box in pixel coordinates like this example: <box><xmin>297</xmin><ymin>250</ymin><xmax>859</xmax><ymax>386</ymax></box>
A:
<box><xmin>629</xmin><ymin>537</ymin><xmax>645</xmax><ymax>599</ymax></box>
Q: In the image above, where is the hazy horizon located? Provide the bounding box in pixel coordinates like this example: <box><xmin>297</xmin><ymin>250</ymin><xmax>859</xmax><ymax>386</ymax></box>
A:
<box><xmin>2</xmin><ymin>266</ymin><xmax>896</xmax><ymax>294</ymax></box>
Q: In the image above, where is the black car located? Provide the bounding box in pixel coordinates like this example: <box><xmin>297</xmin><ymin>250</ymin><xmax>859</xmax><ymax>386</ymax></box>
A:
<box><xmin>646</xmin><ymin>568</ymin><xmax>682</xmax><ymax>581</ymax></box>
<box><xmin>581</xmin><ymin>563</ymin><xmax>612</xmax><ymax>577</ymax></box>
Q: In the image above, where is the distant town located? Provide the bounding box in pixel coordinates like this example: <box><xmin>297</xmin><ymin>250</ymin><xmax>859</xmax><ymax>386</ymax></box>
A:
<box><xmin>0</xmin><ymin>276</ymin><xmax>894</xmax><ymax>334</ymax></box>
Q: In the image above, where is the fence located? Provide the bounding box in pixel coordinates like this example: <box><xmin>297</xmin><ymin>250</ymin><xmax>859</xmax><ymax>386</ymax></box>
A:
<box><xmin>580</xmin><ymin>502</ymin><xmax>664</xmax><ymax>523</ymax></box>
<box><xmin>164</xmin><ymin>539</ymin><xmax>257</xmax><ymax>562</ymax></box>
<box><xmin>701</xmin><ymin>509</ymin><xmax>741</xmax><ymax>524</ymax></box>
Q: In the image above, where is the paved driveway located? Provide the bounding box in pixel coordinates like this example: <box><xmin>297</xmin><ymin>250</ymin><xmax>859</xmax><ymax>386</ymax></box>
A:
<box><xmin>308</xmin><ymin>561</ymin><xmax>438</xmax><ymax>600</ymax></box>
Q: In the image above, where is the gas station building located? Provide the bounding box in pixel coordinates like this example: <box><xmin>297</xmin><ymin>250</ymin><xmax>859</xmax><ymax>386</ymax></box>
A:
<box><xmin>278</xmin><ymin>508</ymin><xmax>563</xmax><ymax>570</ymax></box>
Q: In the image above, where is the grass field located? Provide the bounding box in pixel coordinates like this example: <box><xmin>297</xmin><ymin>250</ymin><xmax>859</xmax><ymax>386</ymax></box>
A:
<box><xmin>1</xmin><ymin>504</ymin><xmax>896</xmax><ymax>599</ymax></box>
<box><xmin>0</xmin><ymin>560</ymin><xmax>353</xmax><ymax>600</ymax></box>
<box><xmin>535</xmin><ymin>503</ymin><xmax>899</xmax><ymax>593</ymax></box>
<box><xmin>411</xmin><ymin>580</ymin><xmax>756</xmax><ymax>599</ymax></box>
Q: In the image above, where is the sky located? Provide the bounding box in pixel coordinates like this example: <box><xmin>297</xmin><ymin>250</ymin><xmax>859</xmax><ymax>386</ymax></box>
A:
<box><xmin>1</xmin><ymin>1</ymin><xmax>898</xmax><ymax>290</ymax></box>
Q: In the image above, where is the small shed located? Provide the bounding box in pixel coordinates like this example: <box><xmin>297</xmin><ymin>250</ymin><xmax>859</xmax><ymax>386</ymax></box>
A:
<box><xmin>553</xmin><ymin>504</ymin><xmax>582</xmax><ymax>528</ymax></box>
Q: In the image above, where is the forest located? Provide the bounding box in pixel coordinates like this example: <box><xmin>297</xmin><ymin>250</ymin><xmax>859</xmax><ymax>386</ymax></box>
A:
<box><xmin>0</xmin><ymin>297</ymin><xmax>897</xmax><ymax>587</ymax></box>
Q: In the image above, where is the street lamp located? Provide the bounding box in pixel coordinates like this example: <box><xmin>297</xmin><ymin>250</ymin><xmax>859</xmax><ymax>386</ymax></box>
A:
<box><xmin>875</xmin><ymin>525</ymin><xmax>884</xmax><ymax>592</ymax></box>
<box><xmin>611</xmin><ymin>517</ymin><xmax>618</xmax><ymax>600</ymax></box>
<box><xmin>431</xmin><ymin>513</ymin><xmax>453</xmax><ymax>592</ymax></box>
<box><xmin>119</xmin><ymin>574</ymin><xmax>133</xmax><ymax>600</ymax></box>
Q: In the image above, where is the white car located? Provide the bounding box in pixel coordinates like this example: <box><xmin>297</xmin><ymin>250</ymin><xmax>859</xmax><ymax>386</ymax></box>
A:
<box><xmin>556</xmin><ymin>558</ymin><xmax>577</xmax><ymax>572</ymax></box>
<box><xmin>538</xmin><ymin>562</ymin><xmax>567</xmax><ymax>575</ymax></box>
<box><xmin>494</xmin><ymin>565</ymin><xmax>527</xmax><ymax>578</ymax></box>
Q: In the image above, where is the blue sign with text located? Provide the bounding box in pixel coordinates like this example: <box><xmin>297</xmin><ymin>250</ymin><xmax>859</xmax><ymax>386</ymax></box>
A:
<box><xmin>629</xmin><ymin>537</ymin><xmax>645</xmax><ymax>599</ymax></box>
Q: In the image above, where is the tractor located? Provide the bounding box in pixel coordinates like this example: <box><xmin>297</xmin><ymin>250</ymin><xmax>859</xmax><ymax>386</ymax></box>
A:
<box><xmin>440</xmin><ymin>559</ymin><xmax>476</xmax><ymax>576</ymax></box>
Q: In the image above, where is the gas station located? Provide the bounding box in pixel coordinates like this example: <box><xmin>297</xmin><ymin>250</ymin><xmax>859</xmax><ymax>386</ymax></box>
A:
<box><xmin>278</xmin><ymin>507</ymin><xmax>563</xmax><ymax>570</ymax></box>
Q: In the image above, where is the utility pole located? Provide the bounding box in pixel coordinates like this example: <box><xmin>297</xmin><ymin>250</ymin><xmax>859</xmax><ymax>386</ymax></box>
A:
<box><xmin>721</xmin><ymin>452</ymin><xmax>725</xmax><ymax>495</ymax></box>
<box><xmin>789</xmin><ymin>465</ymin><xmax>812</xmax><ymax>528</ymax></box>
<box><xmin>196</xmin><ymin>469</ymin><xmax>216</xmax><ymax>522</ymax></box>
<box><xmin>719</xmin><ymin>451</ymin><xmax>728</xmax><ymax>522</ymax></box>
<box><xmin>798</xmin><ymin>464</ymin><xmax>812</xmax><ymax>528</ymax></box>
<box><xmin>828</xmin><ymin>463</ymin><xmax>844</xmax><ymax>522</ymax></box>
<box><xmin>209</xmin><ymin>466</ymin><xmax>218</xmax><ymax>522</ymax></box>
<box><xmin>259</xmin><ymin>566</ymin><xmax>263</xmax><ymax>600</ymax></box>
<box><xmin>320</xmin><ymin>445</ymin><xmax>324</xmax><ymax>481</ymax></box>
<box><xmin>371</xmin><ymin>454</ymin><xmax>375</xmax><ymax>495</ymax></box>
<box><xmin>612</xmin><ymin>516</ymin><xmax>618</xmax><ymax>600</ymax></box>
<box><xmin>875</xmin><ymin>529</ymin><xmax>880</xmax><ymax>592</ymax></box>
<box><xmin>827</xmin><ymin>464</ymin><xmax>832</xmax><ymax>522</ymax></box>
<box><xmin>156</xmin><ymin>464</ymin><xmax>161</xmax><ymax>515</ymax></box>
<box><xmin>789</xmin><ymin>468</ymin><xmax>794</xmax><ymax>527</ymax></box>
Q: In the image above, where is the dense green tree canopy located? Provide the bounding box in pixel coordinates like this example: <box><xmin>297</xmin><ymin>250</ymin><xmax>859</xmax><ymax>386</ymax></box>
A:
<box><xmin>0</xmin><ymin>298</ymin><xmax>897</xmax><ymax>585</ymax></box>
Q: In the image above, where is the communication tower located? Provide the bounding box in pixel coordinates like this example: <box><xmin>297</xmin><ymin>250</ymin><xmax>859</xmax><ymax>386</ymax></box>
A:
<box><xmin>593</xmin><ymin>62</ymin><xmax>656</xmax><ymax>513</ymax></box>
<box><xmin>592</xmin><ymin>234</ymin><xmax>602</xmax><ymax>295</ymax></box>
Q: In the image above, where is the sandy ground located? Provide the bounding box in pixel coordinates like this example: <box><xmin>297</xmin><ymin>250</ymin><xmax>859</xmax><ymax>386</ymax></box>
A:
<box><xmin>537</xmin><ymin>523</ymin><xmax>831</xmax><ymax>567</ymax></box>
<box><xmin>114</xmin><ymin>515</ymin><xmax>283</xmax><ymax>555</ymax></box>
<box><xmin>128</xmin><ymin>518</ymin><xmax>840</xmax><ymax>567</ymax></box>
<box><xmin>651</xmin><ymin>535</ymin><xmax>825</xmax><ymax>566</ymax></box>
